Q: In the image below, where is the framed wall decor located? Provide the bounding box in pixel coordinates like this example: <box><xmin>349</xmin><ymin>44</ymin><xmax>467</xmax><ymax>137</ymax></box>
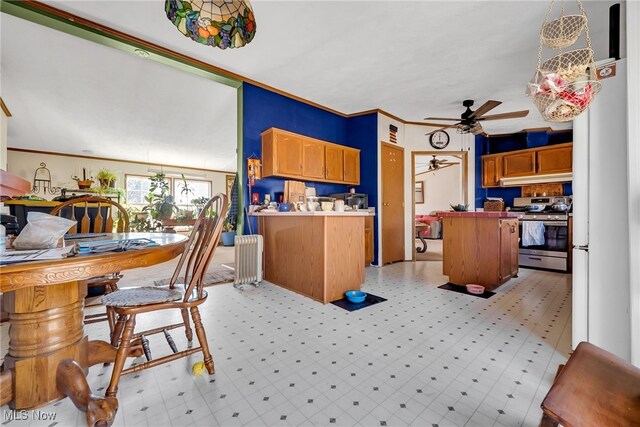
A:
<box><xmin>226</xmin><ymin>174</ymin><xmax>235</xmax><ymax>200</ymax></box>
<box><xmin>415</xmin><ymin>181</ymin><xmax>424</xmax><ymax>204</ymax></box>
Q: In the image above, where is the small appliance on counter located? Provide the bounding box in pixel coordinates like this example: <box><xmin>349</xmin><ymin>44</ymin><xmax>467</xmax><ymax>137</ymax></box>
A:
<box><xmin>330</xmin><ymin>193</ymin><xmax>368</xmax><ymax>210</ymax></box>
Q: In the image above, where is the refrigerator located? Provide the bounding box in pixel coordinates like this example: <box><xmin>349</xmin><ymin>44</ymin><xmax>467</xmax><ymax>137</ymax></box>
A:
<box><xmin>572</xmin><ymin>58</ymin><xmax>631</xmax><ymax>361</ymax></box>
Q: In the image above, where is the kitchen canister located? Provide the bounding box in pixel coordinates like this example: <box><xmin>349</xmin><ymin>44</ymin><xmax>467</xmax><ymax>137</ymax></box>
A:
<box><xmin>334</xmin><ymin>200</ymin><xmax>345</xmax><ymax>212</ymax></box>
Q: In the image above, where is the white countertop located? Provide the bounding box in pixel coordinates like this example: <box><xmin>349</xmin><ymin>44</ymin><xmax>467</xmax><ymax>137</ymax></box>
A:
<box><xmin>251</xmin><ymin>209</ymin><xmax>375</xmax><ymax>217</ymax></box>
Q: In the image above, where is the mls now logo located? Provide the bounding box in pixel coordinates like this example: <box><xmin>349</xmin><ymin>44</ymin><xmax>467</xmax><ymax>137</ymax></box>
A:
<box><xmin>3</xmin><ymin>410</ymin><xmax>57</xmax><ymax>421</ymax></box>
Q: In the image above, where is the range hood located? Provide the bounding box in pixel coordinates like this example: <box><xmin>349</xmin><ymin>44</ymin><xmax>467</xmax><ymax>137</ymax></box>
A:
<box><xmin>499</xmin><ymin>172</ymin><xmax>572</xmax><ymax>187</ymax></box>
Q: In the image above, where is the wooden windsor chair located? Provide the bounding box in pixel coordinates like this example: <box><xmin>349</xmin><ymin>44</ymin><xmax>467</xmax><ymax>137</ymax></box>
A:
<box><xmin>49</xmin><ymin>196</ymin><xmax>130</xmax><ymax>331</ymax></box>
<box><xmin>100</xmin><ymin>194</ymin><xmax>227</xmax><ymax>397</ymax></box>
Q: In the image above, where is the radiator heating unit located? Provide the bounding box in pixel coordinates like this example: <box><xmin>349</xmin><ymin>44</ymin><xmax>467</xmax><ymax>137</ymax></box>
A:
<box><xmin>233</xmin><ymin>234</ymin><xmax>263</xmax><ymax>287</ymax></box>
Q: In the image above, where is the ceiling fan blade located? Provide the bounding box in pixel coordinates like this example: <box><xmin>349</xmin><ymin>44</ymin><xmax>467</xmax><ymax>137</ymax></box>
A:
<box><xmin>477</xmin><ymin>110</ymin><xmax>530</xmax><ymax>121</ymax></box>
<box><xmin>425</xmin><ymin>123</ymin><xmax>459</xmax><ymax>136</ymax></box>
<box><xmin>423</xmin><ymin>117</ymin><xmax>461</xmax><ymax>121</ymax></box>
<box><xmin>469</xmin><ymin>100</ymin><xmax>502</xmax><ymax>119</ymax></box>
<box><xmin>422</xmin><ymin>121</ymin><xmax>458</xmax><ymax>127</ymax></box>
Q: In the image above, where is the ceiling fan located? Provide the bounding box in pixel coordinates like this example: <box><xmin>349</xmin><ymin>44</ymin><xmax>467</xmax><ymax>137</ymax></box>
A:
<box><xmin>416</xmin><ymin>155</ymin><xmax>459</xmax><ymax>172</ymax></box>
<box><xmin>423</xmin><ymin>100</ymin><xmax>529</xmax><ymax>136</ymax></box>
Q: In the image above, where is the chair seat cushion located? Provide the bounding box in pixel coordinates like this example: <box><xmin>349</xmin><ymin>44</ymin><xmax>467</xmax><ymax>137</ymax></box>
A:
<box><xmin>101</xmin><ymin>287</ymin><xmax>183</xmax><ymax>307</ymax></box>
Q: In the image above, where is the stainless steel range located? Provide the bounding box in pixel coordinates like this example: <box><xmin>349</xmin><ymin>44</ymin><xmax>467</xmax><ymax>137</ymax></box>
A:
<box><xmin>512</xmin><ymin>196</ymin><xmax>572</xmax><ymax>272</ymax></box>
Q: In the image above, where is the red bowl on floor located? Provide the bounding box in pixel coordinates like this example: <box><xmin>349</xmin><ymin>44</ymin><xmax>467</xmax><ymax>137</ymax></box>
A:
<box><xmin>466</xmin><ymin>284</ymin><xmax>485</xmax><ymax>295</ymax></box>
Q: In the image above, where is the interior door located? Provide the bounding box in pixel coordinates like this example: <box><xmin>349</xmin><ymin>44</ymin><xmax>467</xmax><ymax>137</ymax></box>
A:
<box><xmin>381</xmin><ymin>142</ymin><xmax>404</xmax><ymax>264</ymax></box>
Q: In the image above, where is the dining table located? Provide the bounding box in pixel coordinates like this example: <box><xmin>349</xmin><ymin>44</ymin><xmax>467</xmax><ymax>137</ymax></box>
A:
<box><xmin>0</xmin><ymin>232</ymin><xmax>188</xmax><ymax>426</ymax></box>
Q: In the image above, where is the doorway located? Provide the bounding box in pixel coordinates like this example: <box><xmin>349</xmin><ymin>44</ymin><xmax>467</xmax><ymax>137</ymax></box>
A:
<box><xmin>411</xmin><ymin>151</ymin><xmax>468</xmax><ymax>261</ymax></box>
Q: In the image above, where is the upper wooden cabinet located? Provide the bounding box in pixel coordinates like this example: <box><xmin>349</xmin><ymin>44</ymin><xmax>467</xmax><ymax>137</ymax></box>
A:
<box><xmin>262</xmin><ymin>130</ymin><xmax>303</xmax><ymax>177</ymax></box>
<box><xmin>343</xmin><ymin>149</ymin><xmax>360</xmax><ymax>184</ymax></box>
<box><xmin>537</xmin><ymin>145</ymin><xmax>572</xmax><ymax>175</ymax></box>
<box><xmin>481</xmin><ymin>142</ymin><xmax>572</xmax><ymax>188</ymax></box>
<box><xmin>302</xmin><ymin>139</ymin><xmax>326</xmax><ymax>179</ymax></box>
<box><xmin>502</xmin><ymin>151</ymin><xmax>536</xmax><ymax>178</ymax></box>
<box><xmin>325</xmin><ymin>145</ymin><xmax>344</xmax><ymax>182</ymax></box>
<box><xmin>262</xmin><ymin>128</ymin><xmax>360</xmax><ymax>185</ymax></box>
<box><xmin>482</xmin><ymin>156</ymin><xmax>502</xmax><ymax>187</ymax></box>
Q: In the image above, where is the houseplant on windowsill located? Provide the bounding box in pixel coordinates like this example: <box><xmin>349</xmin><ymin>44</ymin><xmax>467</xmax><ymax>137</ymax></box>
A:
<box><xmin>191</xmin><ymin>196</ymin><xmax>209</xmax><ymax>216</ymax></box>
<box><xmin>177</xmin><ymin>174</ymin><xmax>195</xmax><ymax>219</ymax></box>
<box><xmin>142</xmin><ymin>173</ymin><xmax>178</xmax><ymax>230</ymax></box>
<box><xmin>97</xmin><ymin>168</ymin><xmax>118</xmax><ymax>188</ymax></box>
<box><xmin>221</xmin><ymin>218</ymin><xmax>236</xmax><ymax>246</ymax></box>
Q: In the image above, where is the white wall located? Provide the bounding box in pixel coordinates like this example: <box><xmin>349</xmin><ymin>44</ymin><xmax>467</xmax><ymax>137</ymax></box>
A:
<box><xmin>627</xmin><ymin>0</ymin><xmax>640</xmax><ymax>367</ymax></box>
<box><xmin>0</xmin><ymin>110</ymin><xmax>7</xmax><ymax>171</ymax></box>
<box><xmin>7</xmin><ymin>150</ymin><xmax>231</xmax><ymax>202</ymax></box>
<box><xmin>415</xmin><ymin>162</ymin><xmax>463</xmax><ymax>214</ymax></box>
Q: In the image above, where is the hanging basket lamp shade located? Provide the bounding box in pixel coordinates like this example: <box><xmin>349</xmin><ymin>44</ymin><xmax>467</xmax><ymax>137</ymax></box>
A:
<box><xmin>165</xmin><ymin>0</ymin><xmax>256</xmax><ymax>49</ymax></box>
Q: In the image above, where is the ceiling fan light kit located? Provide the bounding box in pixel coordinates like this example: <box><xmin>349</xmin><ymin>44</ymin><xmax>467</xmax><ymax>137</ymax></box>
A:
<box><xmin>527</xmin><ymin>0</ymin><xmax>600</xmax><ymax>122</ymax></box>
<box><xmin>165</xmin><ymin>0</ymin><xmax>256</xmax><ymax>49</ymax></box>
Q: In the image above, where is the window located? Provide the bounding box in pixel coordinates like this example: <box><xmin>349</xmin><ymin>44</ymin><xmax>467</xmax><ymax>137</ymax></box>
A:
<box><xmin>125</xmin><ymin>175</ymin><xmax>153</xmax><ymax>206</ymax></box>
<box><xmin>173</xmin><ymin>178</ymin><xmax>211</xmax><ymax>208</ymax></box>
<box><xmin>126</xmin><ymin>174</ymin><xmax>212</xmax><ymax>209</ymax></box>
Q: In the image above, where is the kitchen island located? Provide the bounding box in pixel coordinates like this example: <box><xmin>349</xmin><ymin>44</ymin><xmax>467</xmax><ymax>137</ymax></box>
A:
<box><xmin>253</xmin><ymin>210</ymin><xmax>374</xmax><ymax>303</ymax></box>
<box><xmin>441</xmin><ymin>211</ymin><xmax>522</xmax><ymax>291</ymax></box>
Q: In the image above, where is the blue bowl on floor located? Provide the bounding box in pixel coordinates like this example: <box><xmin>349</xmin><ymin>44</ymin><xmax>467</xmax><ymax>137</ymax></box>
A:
<box><xmin>345</xmin><ymin>290</ymin><xmax>367</xmax><ymax>303</ymax></box>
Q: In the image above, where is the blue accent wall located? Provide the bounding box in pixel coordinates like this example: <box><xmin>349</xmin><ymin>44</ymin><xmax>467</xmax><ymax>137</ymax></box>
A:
<box><xmin>242</xmin><ymin>83</ymin><xmax>379</xmax><ymax>263</ymax></box>
<box><xmin>346</xmin><ymin>113</ymin><xmax>379</xmax><ymax>264</ymax></box>
<box><xmin>475</xmin><ymin>130</ymin><xmax>573</xmax><ymax>207</ymax></box>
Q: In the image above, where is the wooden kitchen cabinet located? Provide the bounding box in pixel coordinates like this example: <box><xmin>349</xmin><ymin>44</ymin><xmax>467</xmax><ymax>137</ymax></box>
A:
<box><xmin>482</xmin><ymin>155</ymin><xmax>502</xmax><ymax>188</ymax></box>
<box><xmin>364</xmin><ymin>216</ymin><xmax>374</xmax><ymax>265</ymax></box>
<box><xmin>262</xmin><ymin>129</ymin><xmax>303</xmax><ymax>177</ymax></box>
<box><xmin>302</xmin><ymin>139</ymin><xmax>326</xmax><ymax>179</ymax></box>
<box><xmin>481</xmin><ymin>142</ymin><xmax>573</xmax><ymax>187</ymax></box>
<box><xmin>325</xmin><ymin>145</ymin><xmax>344</xmax><ymax>181</ymax></box>
<box><xmin>499</xmin><ymin>219</ymin><xmax>519</xmax><ymax>282</ymax></box>
<box><xmin>261</xmin><ymin>128</ymin><xmax>360</xmax><ymax>185</ymax></box>
<box><xmin>502</xmin><ymin>151</ymin><xmax>536</xmax><ymax>177</ymax></box>
<box><xmin>343</xmin><ymin>148</ymin><xmax>360</xmax><ymax>185</ymax></box>
<box><xmin>442</xmin><ymin>214</ymin><xmax>520</xmax><ymax>291</ymax></box>
<box><xmin>537</xmin><ymin>145</ymin><xmax>572</xmax><ymax>175</ymax></box>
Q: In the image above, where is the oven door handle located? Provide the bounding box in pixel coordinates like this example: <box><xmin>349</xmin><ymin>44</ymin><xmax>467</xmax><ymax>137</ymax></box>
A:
<box><xmin>519</xmin><ymin>220</ymin><xmax>567</xmax><ymax>226</ymax></box>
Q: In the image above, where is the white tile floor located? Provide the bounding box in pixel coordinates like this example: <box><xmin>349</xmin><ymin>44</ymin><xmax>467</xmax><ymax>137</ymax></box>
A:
<box><xmin>1</xmin><ymin>259</ymin><xmax>572</xmax><ymax>427</ymax></box>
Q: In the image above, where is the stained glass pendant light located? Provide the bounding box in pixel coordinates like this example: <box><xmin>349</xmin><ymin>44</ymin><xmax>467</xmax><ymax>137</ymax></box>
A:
<box><xmin>165</xmin><ymin>0</ymin><xmax>256</xmax><ymax>49</ymax></box>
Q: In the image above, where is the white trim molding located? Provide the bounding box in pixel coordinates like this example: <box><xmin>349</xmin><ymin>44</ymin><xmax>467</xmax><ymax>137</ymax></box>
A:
<box><xmin>627</xmin><ymin>0</ymin><xmax>640</xmax><ymax>367</ymax></box>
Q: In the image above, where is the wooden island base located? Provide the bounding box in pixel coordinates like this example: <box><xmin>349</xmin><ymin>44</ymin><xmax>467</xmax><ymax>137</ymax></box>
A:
<box><xmin>441</xmin><ymin>212</ymin><xmax>520</xmax><ymax>291</ymax></box>
<box><xmin>258</xmin><ymin>213</ymin><xmax>368</xmax><ymax>303</ymax></box>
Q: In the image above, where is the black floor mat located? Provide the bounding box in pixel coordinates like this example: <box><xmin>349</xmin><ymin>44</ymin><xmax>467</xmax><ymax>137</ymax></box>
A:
<box><xmin>331</xmin><ymin>293</ymin><xmax>387</xmax><ymax>311</ymax></box>
<box><xmin>438</xmin><ymin>283</ymin><xmax>495</xmax><ymax>299</ymax></box>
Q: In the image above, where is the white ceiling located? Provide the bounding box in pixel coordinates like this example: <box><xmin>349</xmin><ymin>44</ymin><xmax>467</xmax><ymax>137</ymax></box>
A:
<box><xmin>1</xmin><ymin>1</ymin><xmax>623</xmax><ymax>167</ymax></box>
<box><xmin>1</xmin><ymin>12</ymin><xmax>238</xmax><ymax>171</ymax></box>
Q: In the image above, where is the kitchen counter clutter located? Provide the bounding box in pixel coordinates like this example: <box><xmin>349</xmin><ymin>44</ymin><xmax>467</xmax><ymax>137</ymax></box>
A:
<box><xmin>252</xmin><ymin>209</ymin><xmax>374</xmax><ymax>217</ymax></box>
<box><xmin>442</xmin><ymin>212</ymin><xmax>519</xmax><ymax>291</ymax></box>
<box><xmin>255</xmin><ymin>212</ymin><xmax>372</xmax><ymax>303</ymax></box>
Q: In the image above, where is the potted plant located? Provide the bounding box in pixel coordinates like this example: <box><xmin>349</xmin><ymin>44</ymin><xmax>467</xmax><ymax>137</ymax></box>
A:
<box><xmin>96</xmin><ymin>168</ymin><xmax>118</xmax><ymax>188</ymax></box>
<box><xmin>142</xmin><ymin>173</ymin><xmax>177</xmax><ymax>228</ymax></box>
<box><xmin>221</xmin><ymin>218</ymin><xmax>236</xmax><ymax>246</ymax></box>
<box><xmin>72</xmin><ymin>168</ymin><xmax>93</xmax><ymax>189</ymax></box>
<box><xmin>191</xmin><ymin>196</ymin><xmax>209</xmax><ymax>215</ymax></box>
<box><xmin>177</xmin><ymin>174</ymin><xmax>195</xmax><ymax>218</ymax></box>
